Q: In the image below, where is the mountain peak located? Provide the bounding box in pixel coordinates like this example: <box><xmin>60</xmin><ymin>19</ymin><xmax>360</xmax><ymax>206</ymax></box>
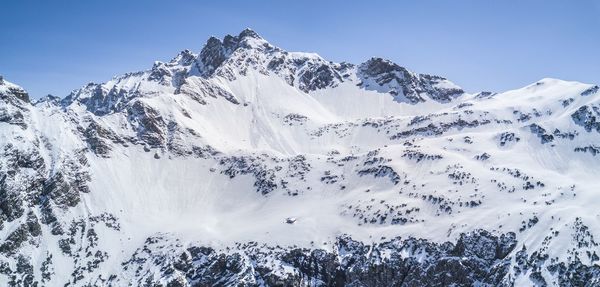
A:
<box><xmin>198</xmin><ymin>28</ymin><xmax>271</xmax><ymax>76</ymax></box>
<box><xmin>361</xmin><ymin>57</ymin><xmax>409</xmax><ymax>76</ymax></box>
<box><xmin>0</xmin><ymin>77</ymin><xmax>30</xmax><ymax>103</ymax></box>
<box><xmin>238</xmin><ymin>27</ymin><xmax>262</xmax><ymax>40</ymax></box>
<box><xmin>358</xmin><ymin>57</ymin><xmax>463</xmax><ymax>103</ymax></box>
<box><xmin>204</xmin><ymin>28</ymin><xmax>268</xmax><ymax>51</ymax></box>
<box><xmin>168</xmin><ymin>49</ymin><xmax>196</xmax><ymax>66</ymax></box>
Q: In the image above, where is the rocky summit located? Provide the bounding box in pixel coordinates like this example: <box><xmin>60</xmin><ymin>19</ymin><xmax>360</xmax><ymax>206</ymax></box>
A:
<box><xmin>1</xmin><ymin>29</ymin><xmax>599</xmax><ymax>286</ymax></box>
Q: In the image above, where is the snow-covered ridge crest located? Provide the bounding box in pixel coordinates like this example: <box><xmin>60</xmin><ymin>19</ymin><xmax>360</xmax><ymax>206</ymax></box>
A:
<box><xmin>60</xmin><ymin>28</ymin><xmax>468</xmax><ymax>116</ymax></box>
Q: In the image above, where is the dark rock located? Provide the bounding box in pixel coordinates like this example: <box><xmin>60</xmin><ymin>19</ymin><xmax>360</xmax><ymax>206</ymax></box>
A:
<box><xmin>358</xmin><ymin>58</ymin><xmax>464</xmax><ymax>103</ymax></box>
<box><xmin>127</xmin><ymin>100</ymin><xmax>167</xmax><ymax>148</ymax></box>
<box><xmin>119</xmin><ymin>230</ymin><xmax>518</xmax><ymax>286</ymax></box>
<box><xmin>529</xmin><ymin>124</ymin><xmax>554</xmax><ymax>144</ymax></box>
<box><xmin>572</xmin><ymin>104</ymin><xmax>600</xmax><ymax>133</ymax></box>
<box><xmin>581</xmin><ymin>85</ymin><xmax>599</xmax><ymax>97</ymax></box>
<box><xmin>42</xmin><ymin>172</ymin><xmax>82</xmax><ymax>207</ymax></box>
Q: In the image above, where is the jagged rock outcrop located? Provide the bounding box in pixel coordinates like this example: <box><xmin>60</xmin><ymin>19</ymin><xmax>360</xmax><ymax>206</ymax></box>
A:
<box><xmin>358</xmin><ymin>57</ymin><xmax>464</xmax><ymax>103</ymax></box>
<box><xmin>118</xmin><ymin>230</ymin><xmax>519</xmax><ymax>287</ymax></box>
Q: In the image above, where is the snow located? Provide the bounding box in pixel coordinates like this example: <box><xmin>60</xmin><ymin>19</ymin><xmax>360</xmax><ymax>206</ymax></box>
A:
<box><xmin>1</xmin><ymin>30</ymin><xmax>600</xmax><ymax>286</ymax></box>
<box><xmin>66</xmin><ymin>66</ymin><xmax>600</xmax><ymax>258</ymax></box>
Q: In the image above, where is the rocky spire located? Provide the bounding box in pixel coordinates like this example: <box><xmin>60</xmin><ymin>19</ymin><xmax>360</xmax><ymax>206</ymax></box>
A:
<box><xmin>238</xmin><ymin>28</ymin><xmax>262</xmax><ymax>40</ymax></box>
<box><xmin>197</xmin><ymin>28</ymin><xmax>269</xmax><ymax>76</ymax></box>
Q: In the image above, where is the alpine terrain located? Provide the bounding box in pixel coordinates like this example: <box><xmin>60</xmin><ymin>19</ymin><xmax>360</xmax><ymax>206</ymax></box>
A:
<box><xmin>1</xmin><ymin>29</ymin><xmax>599</xmax><ymax>286</ymax></box>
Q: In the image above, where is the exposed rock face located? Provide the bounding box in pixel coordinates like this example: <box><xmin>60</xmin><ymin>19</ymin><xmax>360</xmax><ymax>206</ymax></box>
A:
<box><xmin>572</xmin><ymin>104</ymin><xmax>600</xmax><ymax>133</ymax></box>
<box><xmin>358</xmin><ymin>58</ymin><xmax>464</xmax><ymax>103</ymax></box>
<box><xmin>197</xmin><ymin>28</ymin><xmax>268</xmax><ymax>77</ymax></box>
<box><xmin>127</xmin><ymin>100</ymin><xmax>168</xmax><ymax>148</ymax></box>
<box><xmin>0</xmin><ymin>80</ymin><xmax>31</xmax><ymax>129</ymax></box>
<box><xmin>581</xmin><ymin>85</ymin><xmax>599</xmax><ymax>97</ymax></box>
<box><xmin>0</xmin><ymin>80</ymin><xmax>30</xmax><ymax>103</ymax></box>
<box><xmin>529</xmin><ymin>123</ymin><xmax>554</xmax><ymax>144</ymax></box>
<box><xmin>114</xmin><ymin>229</ymin><xmax>600</xmax><ymax>287</ymax></box>
<box><xmin>63</xmin><ymin>82</ymin><xmax>129</xmax><ymax>116</ymax></box>
<box><xmin>118</xmin><ymin>230</ymin><xmax>520</xmax><ymax>287</ymax></box>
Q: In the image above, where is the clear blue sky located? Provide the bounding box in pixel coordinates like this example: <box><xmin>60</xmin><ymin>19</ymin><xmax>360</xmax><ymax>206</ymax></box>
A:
<box><xmin>1</xmin><ymin>0</ymin><xmax>599</xmax><ymax>98</ymax></box>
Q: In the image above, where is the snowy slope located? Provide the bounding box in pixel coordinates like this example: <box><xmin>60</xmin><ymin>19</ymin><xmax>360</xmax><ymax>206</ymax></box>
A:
<box><xmin>1</xmin><ymin>30</ymin><xmax>599</xmax><ymax>286</ymax></box>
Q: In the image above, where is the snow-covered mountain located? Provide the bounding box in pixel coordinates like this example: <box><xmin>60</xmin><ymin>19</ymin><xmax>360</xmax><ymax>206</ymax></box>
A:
<box><xmin>1</xmin><ymin>29</ymin><xmax>599</xmax><ymax>286</ymax></box>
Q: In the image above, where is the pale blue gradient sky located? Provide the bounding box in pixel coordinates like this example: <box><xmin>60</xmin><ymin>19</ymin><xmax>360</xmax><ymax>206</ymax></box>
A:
<box><xmin>1</xmin><ymin>0</ymin><xmax>599</xmax><ymax>98</ymax></box>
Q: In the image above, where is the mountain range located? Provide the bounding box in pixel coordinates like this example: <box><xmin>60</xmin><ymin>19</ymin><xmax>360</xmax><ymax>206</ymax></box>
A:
<box><xmin>1</xmin><ymin>28</ymin><xmax>599</xmax><ymax>286</ymax></box>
